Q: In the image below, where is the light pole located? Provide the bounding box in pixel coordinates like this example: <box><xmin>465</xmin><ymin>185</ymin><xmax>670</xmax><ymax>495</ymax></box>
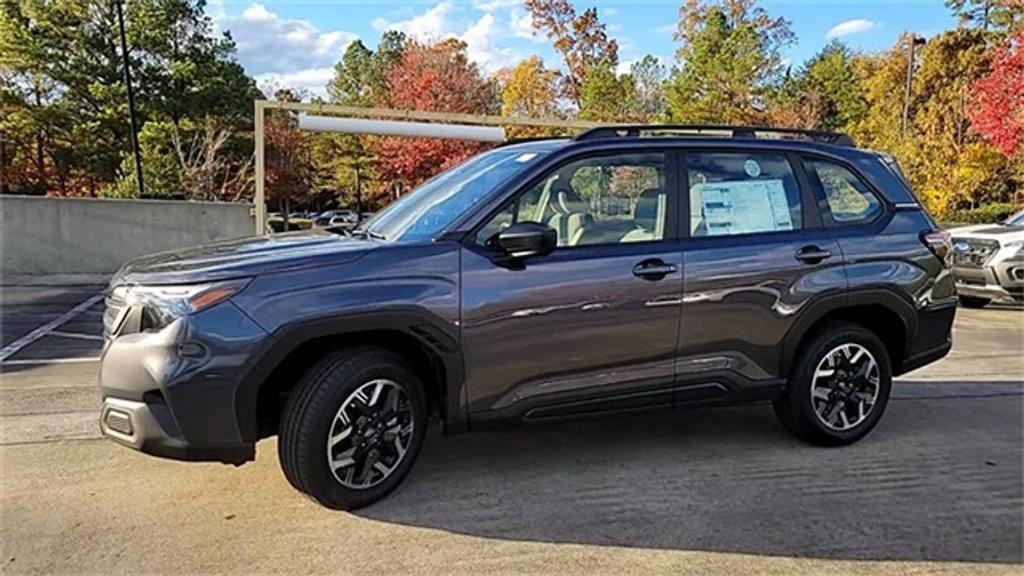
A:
<box><xmin>113</xmin><ymin>0</ymin><xmax>144</xmax><ymax>197</ymax></box>
<box><xmin>901</xmin><ymin>35</ymin><xmax>927</xmax><ymax>141</ymax></box>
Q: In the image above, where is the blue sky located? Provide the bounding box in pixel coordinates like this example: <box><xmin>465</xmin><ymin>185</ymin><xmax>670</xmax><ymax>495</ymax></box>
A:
<box><xmin>207</xmin><ymin>0</ymin><xmax>957</xmax><ymax>96</ymax></box>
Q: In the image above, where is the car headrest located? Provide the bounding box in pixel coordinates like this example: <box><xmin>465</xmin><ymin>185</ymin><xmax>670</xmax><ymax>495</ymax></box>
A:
<box><xmin>557</xmin><ymin>189</ymin><xmax>587</xmax><ymax>214</ymax></box>
<box><xmin>634</xmin><ymin>188</ymin><xmax>661</xmax><ymax>230</ymax></box>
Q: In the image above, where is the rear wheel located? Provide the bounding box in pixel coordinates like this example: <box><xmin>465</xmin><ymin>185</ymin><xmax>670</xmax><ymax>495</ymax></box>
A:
<box><xmin>278</xmin><ymin>347</ymin><xmax>427</xmax><ymax>509</ymax></box>
<box><xmin>958</xmin><ymin>295</ymin><xmax>990</xmax><ymax>309</ymax></box>
<box><xmin>774</xmin><ymin>322</ymin><xmax>892</xmax><ymax>446</ymax></box>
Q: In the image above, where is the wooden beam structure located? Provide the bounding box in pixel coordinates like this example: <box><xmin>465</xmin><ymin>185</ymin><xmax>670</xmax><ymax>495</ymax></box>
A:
<box><xmin>252</xmin><ymin>100</ymin><xmax>600</xmax><ymax>234</ymax></box>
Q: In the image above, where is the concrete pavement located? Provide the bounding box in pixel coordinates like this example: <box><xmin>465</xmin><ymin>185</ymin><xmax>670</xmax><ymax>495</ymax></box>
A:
<box><xmin>0</xmin><ymin>285</ymin><xmax>1021</xmax><ymax>575</ymax></box>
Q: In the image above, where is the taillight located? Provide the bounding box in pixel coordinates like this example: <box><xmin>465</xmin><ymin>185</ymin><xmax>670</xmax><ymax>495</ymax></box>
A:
<box><xmin>921</xmin><ymin>230</ymin><xmax>952</xmax><ymax>266</ymax></box>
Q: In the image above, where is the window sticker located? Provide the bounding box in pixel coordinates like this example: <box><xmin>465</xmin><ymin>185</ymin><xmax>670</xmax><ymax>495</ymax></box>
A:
<box><xmin>743</xmin><ymin>159</ymin><xmax>762</xmax><ymax>178</ymax></box>
<box><xmin>693</xmin><ymin>179</ymin><xmax>793</xmax><ymax>235</ymax></box>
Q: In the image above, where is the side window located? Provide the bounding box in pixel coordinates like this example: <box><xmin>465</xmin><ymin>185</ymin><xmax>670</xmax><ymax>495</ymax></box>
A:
<box><xmin>476</xmin><ymin>153</ymin><xmax>668</xmax><ymax>248</ymax></box>
<box><xmin>805</xmin><ymin>158</ymin><xmax>882</xmax><ymax>224</ymax></box>
<box><xmin>687</xmin><ymin>152</ymin><xmax>802</xmax><ymax>237</ymax></box>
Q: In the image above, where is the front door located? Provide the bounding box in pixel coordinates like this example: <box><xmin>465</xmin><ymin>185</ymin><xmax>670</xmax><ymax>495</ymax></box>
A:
<box><xmin>677</xmin><ymin>150</ymin><xmax>846</xmax><ymax>395</ymax></box>
<box><xmin>460</xmin><ymin>150</ymin><xmax>683</xmax><ymax>423</ymax></box>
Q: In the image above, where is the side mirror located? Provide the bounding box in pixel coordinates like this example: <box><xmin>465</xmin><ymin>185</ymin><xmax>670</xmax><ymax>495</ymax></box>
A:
<box><xmin>495</xmin><ymin>222</ymin><xmax>557</xmax><ymax>261</ymax></box>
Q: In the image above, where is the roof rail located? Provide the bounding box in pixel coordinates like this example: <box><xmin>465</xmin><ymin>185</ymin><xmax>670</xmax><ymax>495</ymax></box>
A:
<box><xmin>573</xmin><ymin>124</ymin><xmax>855</xmax><ymax>147</ymax></box>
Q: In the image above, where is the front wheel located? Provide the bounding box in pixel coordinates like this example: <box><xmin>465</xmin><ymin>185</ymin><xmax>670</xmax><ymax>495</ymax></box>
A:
<box><xmin>774</xmin><ymin>322</ymin><xmax>892</xmax><ymax>446</ymax></box>
<box><xmin>278</xmin><ymin>347</ymin><xmax>427</xmax><ymax>509</ymax></box>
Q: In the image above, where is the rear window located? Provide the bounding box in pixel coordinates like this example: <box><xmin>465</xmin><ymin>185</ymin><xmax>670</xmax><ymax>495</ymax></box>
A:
<box><xmin>687</xmin><ymin>152</ymin><xmax>802</xmax><ymax>237</ymax></box>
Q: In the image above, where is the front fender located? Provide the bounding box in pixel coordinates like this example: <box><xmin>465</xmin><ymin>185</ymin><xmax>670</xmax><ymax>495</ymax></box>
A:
<box><xmin>232</xmin><ymin>307</ymin><xmax>465</xmax><ymax>443</ymax></box>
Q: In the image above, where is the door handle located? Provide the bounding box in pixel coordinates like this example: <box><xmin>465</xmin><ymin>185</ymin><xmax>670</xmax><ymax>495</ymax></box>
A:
<box><xmin>795</xmin><ymin>245</ymin><xmax>832</xmax><ymax>264</ymax></box>
<box><xmin>632</xmin><ymin>259</ymin><xmax>678</xmax><ymax>280</ymax></box>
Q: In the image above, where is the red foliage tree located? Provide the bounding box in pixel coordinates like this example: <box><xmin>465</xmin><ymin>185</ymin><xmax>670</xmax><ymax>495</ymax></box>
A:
<box><xmin>370</xmin><ymin>39</ymin><xmax>498</xmax><ymax>189</ymax></box>
<box><xmin>969</xmin><ymin>31</ymin><xmax>1024</xmax><ymax>157</ymax></box>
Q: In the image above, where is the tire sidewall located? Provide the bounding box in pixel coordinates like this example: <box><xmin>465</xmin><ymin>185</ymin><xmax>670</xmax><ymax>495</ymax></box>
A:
<box><xmin>293</xmin><ymin>352</ymin><xmax>427</xmax><ymax>509</ymax></box>
<box><xmin>789</xmin><ymin>325</ymin><xmax>893</xmax><ymax>445</ymax></box>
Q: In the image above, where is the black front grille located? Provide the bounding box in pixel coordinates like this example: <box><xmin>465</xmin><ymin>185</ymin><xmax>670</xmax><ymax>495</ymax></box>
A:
<box><xmin>952</xmin><ymin>238</ymin><xmax>999</xmax><ymax>268</ymax></box>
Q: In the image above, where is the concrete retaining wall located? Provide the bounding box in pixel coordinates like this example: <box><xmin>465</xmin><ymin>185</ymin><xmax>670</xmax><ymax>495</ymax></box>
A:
<box><xmin>0</xmin><ymin>195</ymin><xmax>255</xmax><ymax>274</ymax></box>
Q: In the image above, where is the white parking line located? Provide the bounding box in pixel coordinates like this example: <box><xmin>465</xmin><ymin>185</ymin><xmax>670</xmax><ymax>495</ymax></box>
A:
<box><xmin>0</xmin><ymin>293</ymin><xmax>104</xmax><ymax>363</ymax></box>
<box><xmin>1</xmin><ymin>357</ymin><xmax>101</xmax><ymax>366</ymax></box>
<box><xmin>49</xmin><ymin>330</ymin><xmax>104</xmax><ymax>341</ymax></box>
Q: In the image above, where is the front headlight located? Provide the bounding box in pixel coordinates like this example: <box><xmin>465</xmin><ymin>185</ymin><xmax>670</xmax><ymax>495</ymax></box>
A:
<box><xmin>1005</xmin><ymin>240</ymin><xmax>1024</xmax><ymax>260</ymax></box>
<box><xmin>112</xmin><ymin>279</ymin><xmax>250</xmax><ymax>332</ymax></box>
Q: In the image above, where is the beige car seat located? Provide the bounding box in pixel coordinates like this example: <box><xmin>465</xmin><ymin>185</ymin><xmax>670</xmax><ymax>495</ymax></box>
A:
<box><xmin>621</xmin><ymin>188</ymin><xmax>664</xmax><ymax>242</ymax></box>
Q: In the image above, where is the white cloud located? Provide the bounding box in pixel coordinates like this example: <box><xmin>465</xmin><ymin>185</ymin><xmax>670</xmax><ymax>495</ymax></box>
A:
<box><xmin>472</xmin><ymin>0</ymin><xmax>520</xmax><ymax>10</ymax></box>
<box><xmin>372</xmin><ymin>1</ymin><xmax>456</xmax><ymax>38</ymax></box>
<box><xmin>254</xmin><ymin>68</ymin><xmax>335</xmax><ymax>97</ymax></box>
<box><xmin>373</xmin><ymin>1</ymin><xmax>526</xmax><ymax>72</ymax></box>
<box><xmin>510</xmin><ymin>8</ymin><xmax>542</xmax><ymax>42</ymax></box>
<box><xmin>215</xmin><ymin>3</ymin><xmax>358</xmax><ymax>97</ymax></box>
<box><xmin>826</xmin><ymin>19</ymin><xmax>878</xmax><ymax>40</ymax></box>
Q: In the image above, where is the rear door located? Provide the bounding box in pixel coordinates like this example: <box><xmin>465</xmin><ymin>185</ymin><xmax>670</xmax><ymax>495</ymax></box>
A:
<box><xmin>676</xmin><ymin>149</ymin><xmax>846</xmax><ymax>398</ymax></box>
<box><xmin>460</xmin><ymin>149</ymin><xmax>684</xmax><ymax>422</ymax></box>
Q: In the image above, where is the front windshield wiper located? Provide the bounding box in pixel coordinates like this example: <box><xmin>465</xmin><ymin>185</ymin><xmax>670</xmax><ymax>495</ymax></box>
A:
<box><xmin>349</xmin><ymin>228</ymin><xmax>387</xmax><ymax>241</ymax></box>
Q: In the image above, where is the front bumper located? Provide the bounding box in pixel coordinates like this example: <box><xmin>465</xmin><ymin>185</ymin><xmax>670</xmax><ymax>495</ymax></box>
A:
<box><xmin>953</xmin><ymin>258</ymin><xmax>1024</xmax><ymax>303</ymax></box>
<box><xmin>99</xmin><ymin>300</ymin><xmax>267</xmax><ymax>464</ymax></box>
<box><xmin>100</xmin><ymin>397</ymin><xmax>253</xmax><ymax>463</ymax></box>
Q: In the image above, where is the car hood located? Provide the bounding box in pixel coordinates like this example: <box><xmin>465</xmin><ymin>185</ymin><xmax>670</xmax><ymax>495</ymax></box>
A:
<box><xmin>112</xmin><ymin>230</ymin><xmax>377</xmax><ymax>286</ymax></box>
<box><xmin>950</xmin><ymin>224</ymin><xmax>1024</xmax><ymax>242</ymax></box>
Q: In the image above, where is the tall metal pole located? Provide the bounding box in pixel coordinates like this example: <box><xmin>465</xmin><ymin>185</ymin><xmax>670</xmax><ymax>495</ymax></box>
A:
<box><xmin>114</xmin><ymin>0</ymin><xmax>144</xmax><ymax>197</ymax></box>
<box><xmin>902</xmin><ymin>35</ymin><xmax>926</xmax><ymax>141</ymax></box>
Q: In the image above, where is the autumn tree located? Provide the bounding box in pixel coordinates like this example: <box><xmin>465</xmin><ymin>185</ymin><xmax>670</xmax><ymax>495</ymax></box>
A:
<box><xmin>969</xmin><ymin>30</ymin><xmax>1024</xmax><ymax>157</ymax></box>
<box><xmin>328</xmin><ymin>31</ymin><xmax>406</xmax><ymax>106</ymax></box>
<box><xmin>320</xmin><ymin>32</ymin><xmax>408</xmax><ymax>213</ymax></box>
<box><xmin>946</xmin><ymin>0</ymin><xmax>1023</xmax><ymax>33</ymax></box>
<box><xmin>501</xmin><ymin>56</ymin><xmax>561</xmax><ymax>137</ymax></box>
<box><xmin>628</xmin><ymin>55</ymin><xmax>668</xmax><ymax>121</ymax></box>
<box><xmin>851</xmin><ymin>29</ymin><xmax>1017</xmax><ymax>215</ymax></box>
<box><xmin>578</xmin><ymin>62</ymin><xmax>633</xmax><ymax>121</ymax></box>
<box><xmin>265</xmin><ymin>89</ymin><xmax>314</xmax><ymax>230</ymax></box>
<box><xmin>0</xmin><ymin>0</ymin><xmax>256</xmax><ymax>197</ymax></box>
<box><xmin>525</xmin><ymin>0</ymin><xmax>618</xmax><ymax>105</ymax></box>
<box><xmin>667</xmin><ymin>0</ymin><xmax>794</xmax><ymax>123</ymax></box>
<box><xmin>765</xmin><ymin>41</ymin><xmax>866</xmax><ymax>131</ymax></box>
<box><xmin>369</xmin><ymin>39</ymin><xmax>499</xmax><ymax>189</ymax></box>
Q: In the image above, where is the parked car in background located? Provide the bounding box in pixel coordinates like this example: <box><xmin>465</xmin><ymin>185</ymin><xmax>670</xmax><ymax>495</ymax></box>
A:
<box><xmin>949</xmin><ymin>209</ymin><xmax>1024</xmax><ymax>308</ymax></box>
<box><xmin>314</xmin><ymin>210</ymin><xmax>358</xmax><ymax>228</ymax></box>
<box><xmin>99</xmin><ymin>125</ymin><xmax>955</xmax><ymax>510</ymax></box>
<box><xmin>329</xmin><ymin>213</ymin><xmax>360</xmax><ymax>229</ymax></box>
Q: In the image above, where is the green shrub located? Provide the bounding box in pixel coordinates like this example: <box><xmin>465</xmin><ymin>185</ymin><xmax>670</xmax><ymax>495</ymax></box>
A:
<box><xmin>948</xmin><ymin>203</ymin><xmax>1020</xmax><ymax>224</ymax></box>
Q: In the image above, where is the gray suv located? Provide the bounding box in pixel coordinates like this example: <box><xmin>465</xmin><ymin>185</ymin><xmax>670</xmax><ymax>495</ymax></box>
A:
<box><xmin>99</xmin><ymin>126</ymin><xmax>956</xmax><ymax>509</ymax></box>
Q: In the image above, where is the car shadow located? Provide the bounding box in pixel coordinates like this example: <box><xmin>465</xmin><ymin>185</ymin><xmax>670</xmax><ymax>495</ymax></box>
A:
<box><xmin>358</xmin><ymin>385</ymin><xmax>1022</xmax><ymax>564</ymax></box>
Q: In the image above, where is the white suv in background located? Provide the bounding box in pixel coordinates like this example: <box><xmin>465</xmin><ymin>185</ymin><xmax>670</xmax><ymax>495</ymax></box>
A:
<box><xmin>949</xmin><ymin>209</ymin><xmax>1024</xmax><ymax>308</ymax></box>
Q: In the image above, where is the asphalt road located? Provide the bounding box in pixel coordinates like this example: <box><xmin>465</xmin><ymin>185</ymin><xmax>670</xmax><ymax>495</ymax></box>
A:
<box><xmin>1</xmin><ymin>282</ymin><xmax>1021</xmax><ymax>575</ymax></box>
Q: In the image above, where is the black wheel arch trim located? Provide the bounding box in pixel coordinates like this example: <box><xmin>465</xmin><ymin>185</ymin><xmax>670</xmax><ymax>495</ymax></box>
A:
<box><xmin>779</xmin><ymin>288</ymin><xmax>918</xmax><ymax>377</ymax></box>
<box><xmin>233</xmin><ymin>307</ymin><xmax>466</xmax><ymax>443</ymax></box>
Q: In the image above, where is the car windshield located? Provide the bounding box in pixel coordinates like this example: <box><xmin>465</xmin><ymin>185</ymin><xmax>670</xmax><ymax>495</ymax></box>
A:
<box><xmin>1006</xmin><ymin>210</ymin><xmax>1024</xmax><ymax>226</ymax></box>
<box><xmin>360</xmin><ymin>146</ymin><xmax>550</xmax><ymax>242</ymax></box>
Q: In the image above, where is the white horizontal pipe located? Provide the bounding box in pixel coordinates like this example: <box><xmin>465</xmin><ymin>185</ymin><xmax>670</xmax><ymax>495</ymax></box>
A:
<box><xmin>297</xmin><ymin>115</ymin><xmax>507</xmax><ymax>142</ymax></box>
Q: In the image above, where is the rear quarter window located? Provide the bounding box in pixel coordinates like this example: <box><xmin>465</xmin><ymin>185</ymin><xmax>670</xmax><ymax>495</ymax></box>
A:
<box><xmin>804</xmin><ymin>158</ymin><xmax>882</xmax><ymax>224</ymax></box>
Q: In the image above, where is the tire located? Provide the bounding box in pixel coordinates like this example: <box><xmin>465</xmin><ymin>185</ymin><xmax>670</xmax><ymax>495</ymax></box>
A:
<box><xmin>774</xmin><ymin>321</ymin><xmax>892</xmax><ymax>447</ymax></box>
<box><xmin>278</xmin><ymin>347</ymin><xmax>427</xmax><ymax>509</ymax></box>
<box><xmin>958</xmin><ymin>295</ymin><xmax>990</xmax><ymax>309</ymax></box>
